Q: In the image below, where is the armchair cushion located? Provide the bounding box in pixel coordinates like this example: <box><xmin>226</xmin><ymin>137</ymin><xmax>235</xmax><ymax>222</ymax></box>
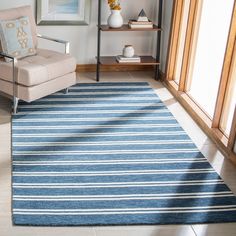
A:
<box><xmin>0</xmin><ymin>6</ymin><xmax>37</xmax><ymax>51</ymax></box>
<box><xmin>0</xmin><ymin>48</ymin><xmax>76</xmax><ymax>86</ymax></box>
<box><xmin>0</xmin><ymin>16</ymin><xmax>36</xmax><ymax>60</ymax></box>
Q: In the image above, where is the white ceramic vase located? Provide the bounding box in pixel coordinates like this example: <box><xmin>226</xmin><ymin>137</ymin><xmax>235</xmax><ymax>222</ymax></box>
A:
<box><xmin>107</xmin><ymin>10</ymin><xmax>123</xmax><ymax>28</ymax></box>
<box><xmin>123</xmin><ymin>45</ymin><xmax>135</xmax><ymax>58</ymax></box>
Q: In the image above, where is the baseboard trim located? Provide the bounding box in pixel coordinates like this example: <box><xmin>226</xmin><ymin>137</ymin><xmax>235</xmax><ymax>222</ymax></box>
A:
<box><xmin>76</xmin><ymin>64</ymin><xmax>155</xmax><ymax>73</ymax></box>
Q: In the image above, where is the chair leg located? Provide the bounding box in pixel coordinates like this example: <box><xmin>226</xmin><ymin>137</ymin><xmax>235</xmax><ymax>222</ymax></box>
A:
<box><xmin>12</xmin><ymin>97</ymin><xmax>19</xmax><ymax>115</ymax></box>
<box><xmin>63</xmin><ymin>88</ymin><xmax>69</xmax><ymax>94</ymax></box>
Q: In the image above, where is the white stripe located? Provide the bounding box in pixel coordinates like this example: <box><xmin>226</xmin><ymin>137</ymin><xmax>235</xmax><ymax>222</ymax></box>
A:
<box><xmin>14</xmin><ymin>205</ymin><xmax>236</xmax><ymax>212</ymax></box>
<box><xmin>13</xmin><ymin>208</ymin><xmax>236</xmax><ymax>215</ymax></box>
<box><xmin>13</xmin><ymin>158</ymin><xmax>207</xmax><ymax>165</ymax></box>
<box><xmin>13</xmin><ymin>117</ymin><xmax>175</xmax><ymax>122</ymax></box>
<box><xmin>13</xmin><ymin>169</ymin><xmax>213</xmax><ymax>174</ymax></box>
<box><xmin>13</xmin><ymin>192</ymin><xmax>230</xmax><ymax>198</ymax></box>
<box><xmin>13</xmin><ymin>194</ymin><xmax>234</xmax><ymax>201</ymax></box>
<box><xmin>69</xmin><ymin>85</ymin><xmax>151</xmax><ymax>89</ymax></box>
<box><xmin>51</xmin><ymin>91</ymin><xmax>155</xmax><ymax>95</ymax></box>
<box><xmin>13</xmin><ymin>140</ymin><xmax>193</xmax><ymax>147</ymax></box>
<box><xmin>14</xmin><ymin>110</ymin><xmax>169</xmax><ymax>116</ymax></box>
<box><xmin>19</xmin><ymin>103</ymin><xmax>165</xmax><ymax>109</ymax></box>
<box><xmin>13</xmin><ymin>172</ymin><xmax>215</xmax><ymax>177</ymax></box>
<box><xmin>12</xmin><ymin>182</ymin><xmax>223</xmax><ymax>188</ymax></box>
<box><xmin>13</xmin><ymin>205</ymin><xmax>236</xmax><ymax>215</ymax></box>
<box><xmin>13</xmin><ymin>180</ymin><xmax>223</xmax><ymax>186</ymax></box>
<box><xmin>41</xmin><ymin>97</ymin><xmax>158</xmax><ymax>101</ymax></box>
<box><xmin>12</xmin><ymin>131</ymin><xmax>186</xmax><ymax>137</ymax></box>
<box><xmin>13</xmin><ymin>169</ymin><xmax>215</xmax><ymax>177</ymax></box>
<box><xmin>13</xmin><ymin>124</ymin><xmax>179</xmax><ymax>130</ymax></box>
<box><xmin>12</xmin><ymin>161</ymin><xmax>207</xmax><ymax>166</ymax></box>
<box><xmin>13</xmin><ymin>149</ymin><xmax>200</xmax><ymax>156</ymax></box>
<box><xmin>14</xmin><ymin>169</ymin><xmax>213</xmax><ymax>174</ymax></box>
<box><xmin>13</xmin><ymin>157</ymin><xmax>207</xmax><ymax>163</ymax></box>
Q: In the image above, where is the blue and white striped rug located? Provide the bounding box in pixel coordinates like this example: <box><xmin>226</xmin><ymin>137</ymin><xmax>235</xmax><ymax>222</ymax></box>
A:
<box><xmin>12</xmin><ymin>82</ymin><xmax>236</xmax><ymax>226</ymax></box>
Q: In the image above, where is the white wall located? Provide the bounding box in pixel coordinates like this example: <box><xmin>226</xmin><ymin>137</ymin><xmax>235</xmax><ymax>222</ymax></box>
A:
<box><xmin>0</xmin><ymin>0</ymin><xmax>173</xmax><ymax>71</ymax></box>
<box><xmin>161</xmin><ymin>0</ymin><xmax>173</xmax><ymax>71</ymax></box>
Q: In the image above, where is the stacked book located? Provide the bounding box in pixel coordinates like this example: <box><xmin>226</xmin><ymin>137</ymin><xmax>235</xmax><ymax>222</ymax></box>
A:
<box><xmin>128</xmin><ymin>20</ymin><xmax>153</xmax><ymax>29</ymax></box>
<box><xmin>116</xmin><ymin>55</ymin><xmax>141</xmax><ymax>63</ymax></box>
<box><xmin>128</xmin><ymin>10</ymin><xmax>153</xmax><ymax>29</ymax></box>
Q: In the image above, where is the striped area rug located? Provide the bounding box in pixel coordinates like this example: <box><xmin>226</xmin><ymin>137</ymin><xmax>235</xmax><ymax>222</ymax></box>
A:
<box><xmin>12</xmin><ymin>82</ymin><xmax>236</xmax><ymax>226</ymax></box>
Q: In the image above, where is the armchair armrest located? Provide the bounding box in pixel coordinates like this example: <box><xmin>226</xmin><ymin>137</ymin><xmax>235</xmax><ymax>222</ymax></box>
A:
<box><xmin>0</xmin><ymin>52</ymin><xmax>18</xmax><ymax>114</ymax></box>
<box><xmin>37</xmin><ymin>34</ymin><xmax>70</xmax><ymax>54</ymax></box>
<box><xmin>0</xmin><ymin>51</ymin><xmax>16</xmax><ymax>61</ymax></box>
<box><xmin>0</xmin><ymin>51</ymin><xmax>18</xmax><ymax>75</ymax></box>
<box><xmin>0</xmin><ymin>51</ymin><xmax>18</xmax><ymax>78</ymax></box>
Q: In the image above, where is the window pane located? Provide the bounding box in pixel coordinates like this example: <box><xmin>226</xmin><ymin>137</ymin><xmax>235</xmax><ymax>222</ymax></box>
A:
<box><xmin>174</xmin><ymin>0</ymin><xmax>190</xmax><ymax>84</ymax></box>
<box><xmin>220</xmin><ymin>50</ymin><xmax>236</xmax><ymax>136</ymax></box>
<box><xmin>186</xmin><ymin>0</ymin><xmax>234</xmax><ymax>118</ymax></box>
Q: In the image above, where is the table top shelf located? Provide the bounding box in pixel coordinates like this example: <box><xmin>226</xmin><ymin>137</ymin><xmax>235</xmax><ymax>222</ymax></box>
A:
<box><xmin>96</xmin><ymin>0</ymin><xmax>163</xmax><ymax>81</ymax></box>
<box><xmin>100</xmin><ymin>24</ymin><xmax>161</xmax><ymax>32</ymax></box>
<box><xmin>99</xmin><ymin>56</ymin><xmax>160</xmax><ymax>66</ymax></box>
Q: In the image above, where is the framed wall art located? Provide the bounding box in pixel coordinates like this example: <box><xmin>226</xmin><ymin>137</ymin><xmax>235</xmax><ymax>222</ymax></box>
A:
<box><xmin>36</xmin><ymin>0</ymin><xmax>91</xmax><ymax>25</ymax></box>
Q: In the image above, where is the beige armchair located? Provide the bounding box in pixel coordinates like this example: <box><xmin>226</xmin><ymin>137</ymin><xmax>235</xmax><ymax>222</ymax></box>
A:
<box><xmin>0</xmin><ymin>6</ymin><xmax>77</xmax><ymax>114</ymax></box>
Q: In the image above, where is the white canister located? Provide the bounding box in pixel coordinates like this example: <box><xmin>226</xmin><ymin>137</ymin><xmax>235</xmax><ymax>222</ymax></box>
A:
<box><xmin>107</xmin><ymin>10</ymin><xmax>123</xmax><ymax>28</ymax></box>
<box><xmin>123</xmin><ymin>45</ymin><xmax>135</xmax><ymax>58</ymax></box>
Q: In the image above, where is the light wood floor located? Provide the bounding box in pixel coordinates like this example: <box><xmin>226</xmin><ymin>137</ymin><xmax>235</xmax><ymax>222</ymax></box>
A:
<box><xmin>1</xmin><ymin>71</ymin><xmax>236</xmax><ymax>236</ymax></box>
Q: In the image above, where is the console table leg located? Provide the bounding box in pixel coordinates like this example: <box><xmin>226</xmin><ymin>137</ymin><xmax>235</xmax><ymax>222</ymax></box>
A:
<box><xmin>155</xmin><ymin>65</ymin><xmax>160</xmax><ymax>80</ymax></box>
<box><xmin>96</xmin><ymin>0</ymin><xmax>102</xmax><ymax>82</ymax></box>
<box><xmin>155</xmin><ymin>0</ymin><xmax>163</xmax><ymax>81</ymax></box>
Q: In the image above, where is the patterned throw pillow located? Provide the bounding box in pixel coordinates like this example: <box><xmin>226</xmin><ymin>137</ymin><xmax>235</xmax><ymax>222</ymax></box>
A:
<box><xmin>0</xmin><ymin>16</ymin><xmax>36</xmax><ymax>61</ymax></box>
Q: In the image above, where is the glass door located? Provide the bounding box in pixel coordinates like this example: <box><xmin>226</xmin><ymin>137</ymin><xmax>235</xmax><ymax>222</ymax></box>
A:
<box><xmin>185</xmin><ymin>0</ymin><xmax>235</xmax><ymax>118</ymax></box>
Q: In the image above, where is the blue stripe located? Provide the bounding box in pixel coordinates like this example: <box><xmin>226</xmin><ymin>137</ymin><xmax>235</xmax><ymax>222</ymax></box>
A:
<box><xmin>27</xmin><ymin>100</ymin><xmax>162</xmax><ymax>105</ymax></box>
<box><xmin>62</xmin><ymin>88</ymin><xmax>155</xmax><ymax>92</ymax></box>
<box><xmin>14</xmin><ymin>197</ymin><xmax>236</xmax><ymax>210</ymax></box>
<box><xmin>12</xmin><ymin>119</ymin><xmax>178</xmax><ymax>126</ymax></box>
<box><xmin>12</xmin><ymin>126</ymin><xmax>184</xmax><ymax>134</ymax></box>
<box><xmin>12</xmin><ymin>152</ymin><xmax>205</xmax><ymax>161</ymax></box>
<box><xmin>13</xmin><ymin>172</ymin><xmax>221</xmax><ymax>184</ymax></box>
<box><xmin>71</xmin><ymin>82</ymin><xmax>149</xmax><ymax>86</ymax></box>
<box><xmin>12</xmin><ymin>135</ymin><xmax>190</xmax><ymax>142</ymax></box>
<box><xmin>13</xmin><ymin>143</ymin><xmax>197</xmax><ymax>152</ymax></box>
<box><xmin>12</xmin><ymin>162</ymin><xmax>213</xmax><ymax>172</ymax></box>
<box><xmin>13</xmin><ymin>212</ymin><xmax>236</xmax><ymax>226</ymax></box>
<box><xmin>13</xmin><ymin>184</ymin><xmax>229</xmax><ymax>197</ymax></box>
<box><xmin>41</xmin><ymin>94</ymin><xmax>158</xmax><ymax>99</ymax></box>
<box><xmin>13</xmin><ymin>112</ymin><xmax>173</xmax><ymax>119</ymax></box>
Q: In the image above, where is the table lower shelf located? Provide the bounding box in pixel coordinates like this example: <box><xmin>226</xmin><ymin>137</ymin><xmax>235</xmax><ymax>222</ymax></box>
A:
<box><xmin>98</xmin><ymin>56</ymin><xmax>160</xmax><ymax>66</ymax></box>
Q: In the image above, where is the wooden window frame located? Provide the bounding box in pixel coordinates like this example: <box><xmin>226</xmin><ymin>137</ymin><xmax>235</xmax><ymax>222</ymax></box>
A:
<box><xmin>165</xmin><ymin>0</ymin><xmax>236</xmax><ymax>164</ymax></box>
<box><xmin>212</xmin><ymin>4</ymin><xmax>236</xmax><ymax>129</ymax></box>
<box><xmin>178</xmin><ymin>0</ymin><xmax>199</xmax><ymax>92</ymax></box>
<box><xmin>165</xmin><ymin>0</ymin><xmax>185</xmax><ymax>81</ymax></box>
<box><xmin>228</xmin><ymin>107</ymin><xmax>236</xmax><ymax>159</ymax></box>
